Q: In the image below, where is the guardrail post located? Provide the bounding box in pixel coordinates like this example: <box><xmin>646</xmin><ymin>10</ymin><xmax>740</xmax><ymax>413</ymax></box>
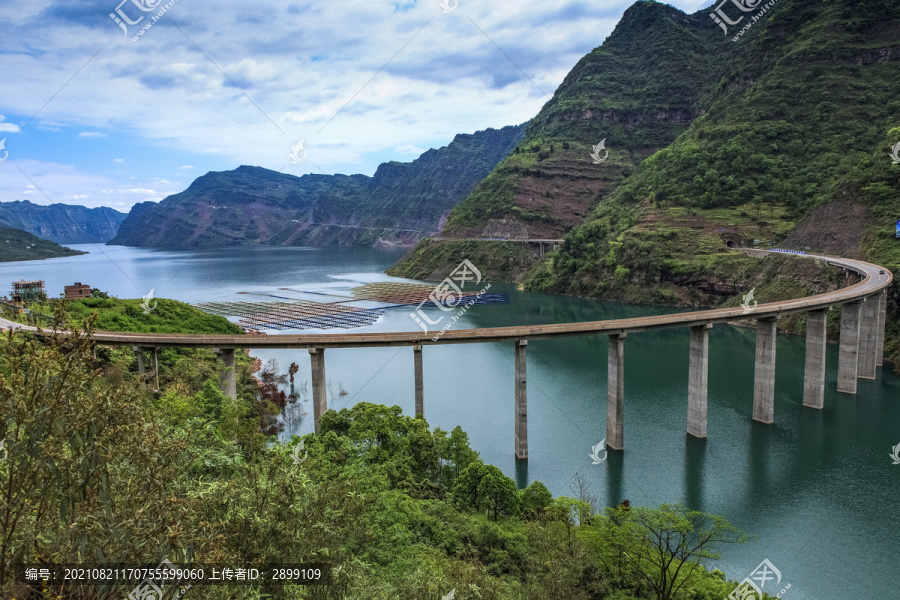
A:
<box><xmin>803</xmin><ymin>309</ymin><xmax>828</xmax><ymax>409</ymax></box>
<box><xmin>876</xmin><ymin>289</ymin><xmax>887</xmax><ymax>367</ymax></box>
<box><xmin>858</xmin><ymin>294</ymin><xmax>880</xmax><ymax>380</ymax></box>
<box><xmin>515</xmin><ymin>340</ymin><xmax>528</xmax><ymax>459</ymax></box>
<box><xmin>753</xmin><ymin>318</ymin><xmax>777</xmax><ymax>424</ymax></box>
<box><xmin>687</xmin><ymin>324</ymin><xmax>712</xmax><ymax>439</ymax></box>
<box><xmin>837</xmin><ymin>300</ymin><xmax>861</xmax><ymax>394</ymax></box>
<box><xmin>214</xmin><ymin>348</ymin><xmax>237</xmax><ymax>400</ymax></box>
<box><xmin>607</xmin><ymin>333</ymin><xmax>626</xmax><ymax>451</ymax></box>
<box><xmin>414</xmin><ymin>345</ymin><xmax>424</xmax><ymax>418</ymax></box>
<box><xmin>309</xmin><ymin>348</ymin><xmax>327</xmax><ymax>434</ymax></box>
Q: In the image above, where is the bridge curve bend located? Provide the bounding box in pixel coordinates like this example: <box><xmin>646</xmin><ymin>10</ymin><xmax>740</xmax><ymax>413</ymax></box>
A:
<box><xmin>81</xmin><ymin>251</ymin><xmax>891</xmax><ymax>350</ymax></box>
<box><xmin>7</xmin><ymin>250</ymin><xmax>893</xmax><ymax>457</ymax></box>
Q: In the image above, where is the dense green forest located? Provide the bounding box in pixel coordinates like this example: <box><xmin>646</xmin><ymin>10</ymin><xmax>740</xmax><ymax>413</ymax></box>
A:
<box><xmin>0</xmin><ymin>303</ymin><xmax>773</xmax><ymax>599</ymax></box>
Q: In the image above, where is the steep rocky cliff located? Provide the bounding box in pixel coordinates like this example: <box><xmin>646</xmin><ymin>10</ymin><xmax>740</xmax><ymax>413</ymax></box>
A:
<box><xmin>0</xmin><ymin>200</ymin><xmax>126</xmax><ymax>244</ymax></box>
<box><xmin>433</xmin><ymin>1</ymin><xmax>733</xmax><ymax>240</ymax></box>
<box><xmin>109</xmin><ymin>125</ymin><xmax>524</xmax><ymax>248</ymax></box>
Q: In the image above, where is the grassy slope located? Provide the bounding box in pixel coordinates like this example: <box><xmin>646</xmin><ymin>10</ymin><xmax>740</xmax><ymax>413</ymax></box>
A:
<box><xmin>0</xmin><ymin>225</ymin><xmax>86</xmax><ymax>262</ymax></box>
<box><xmin>2</xmin><ymin>296</ymin><xmax>243</xmax><ymax>335</ymax></box>
<box><xmin>387</xmin><ymin>239</ymin><xmax>534</xmax><ymax>282</ymax></box>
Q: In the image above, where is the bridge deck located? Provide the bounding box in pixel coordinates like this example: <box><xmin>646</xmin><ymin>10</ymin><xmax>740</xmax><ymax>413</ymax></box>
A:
<box><xmin>32</xmin><ymin>251</ymin><xmax>888</xmax><ymax>349</ymax></box>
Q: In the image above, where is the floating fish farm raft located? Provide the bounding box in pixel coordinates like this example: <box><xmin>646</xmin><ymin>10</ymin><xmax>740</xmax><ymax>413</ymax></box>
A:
<box><xmin>194</xmin><ymin>299</ymin><xmax>383</xmax><ymax>331</ymax></box>
<box><xmin>350</xmin><ymin>282</ymin><xmax>509</xmax><ymax>308</ymax></box>
<box><xmin>193</xmin><ymin>282</ymin><xmax>509</xmax><ymax>331</ymax></box>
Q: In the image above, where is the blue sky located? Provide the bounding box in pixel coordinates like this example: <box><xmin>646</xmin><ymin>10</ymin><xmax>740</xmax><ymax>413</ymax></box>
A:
<box><xmin>0</xmin><ymin>0</ymin><xmax>711</xmax><ymax>212</ymax></box>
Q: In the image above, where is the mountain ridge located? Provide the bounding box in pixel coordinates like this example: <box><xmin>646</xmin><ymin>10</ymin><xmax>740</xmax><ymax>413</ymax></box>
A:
<box><xmin>390</xmin><ymin>0</ymin><xmax>900</xmax><ymax>366</ymax></box>
<box><xmin>0</xmin><ymin>225</ymin><xmax>87</xmax><ymax>263</ymax></box>
<box><xmin>109</xmin><ymin>125</ymin><xmax>525</xmax><ymax>248</ymax></box>
<box><xmin>0</xmin><ymin>200</ymin><xmax>127</xmax><ymax>244</ymax></box>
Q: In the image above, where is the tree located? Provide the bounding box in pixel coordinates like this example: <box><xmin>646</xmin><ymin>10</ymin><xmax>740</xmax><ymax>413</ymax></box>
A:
<box><xmin>520</xmin><ymin>480</ymin><xmax>552</xmax><ymax>518</ymax></box>
<box><xmin>0</xmin><ymin>318</ymin><xmax>202</xmax><ymax>591</ymax></box>
<box><xmin>584</xmin><ymin>503</ymin><xmax>750</xmax><ymax>600</ymax></box>
<box><xmin>195</xmin><ymin>379</ymin><xmax>230</xmax><ymax>422</ymax></box>
<box><xmin>548</xmin><ymin>496</ymin><xmax>592</xmax><ymax>532</ymax></box>
<box><xmin>444</xmin><ymin>425</ymin><xmax>479</xmax><ymax>485</ymax></box>
<box><xmin>477</xmin><ymin>466</ymin><xmax>521</xmax><ymax>521</ymax></box>
<box><xmin>452</xmin><ymin>462</ymin><xmax>487</xmax><ymax>511</ymax></box>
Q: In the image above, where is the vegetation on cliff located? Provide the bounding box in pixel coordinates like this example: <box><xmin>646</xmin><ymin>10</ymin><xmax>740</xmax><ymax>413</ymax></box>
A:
<box><xmin>413</xmin><ymin>1</ymin><xmax>733</xmax><ymax>241</ymax></box>
<box><xmin>0</xmin><ymin>225</ymin><xmax>86</xmax><ymax>262</ymax></box>
<box><xmin>522</xmin><ymin>0</ymin><xmax>900</xmax><ymax>361</ymax></box>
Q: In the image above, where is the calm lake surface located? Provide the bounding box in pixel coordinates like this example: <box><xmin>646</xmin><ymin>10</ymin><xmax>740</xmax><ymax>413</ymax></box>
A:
<box><xmin>3</xmin><ymin>244</ymin><xmax>898</xmax><ymax>599</ymax></box>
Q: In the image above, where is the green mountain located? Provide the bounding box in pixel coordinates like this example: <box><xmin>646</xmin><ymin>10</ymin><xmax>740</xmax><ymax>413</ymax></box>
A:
<box><xmin>434</xmin><ymin>2</ymin><xmax>734</xmax><ymax>240</ymax></box>
<box><xmin>391</xmin><ymin>0</ymin><xmax>900</xmax><ymax>364</ymax></box>
<box><xmin>109</xmin><ymin>125</ymin><xmax>525</xmax><ymax>248</ymax></box>
<box><xmin>0</xmin><ymin>225</ymin><xmax>86</xmax><ymax>262</ymax></box>
<box><xmin>0</xmin><ymin>200</ymin><xmax>127</xmax><ymax>244</ymax></box>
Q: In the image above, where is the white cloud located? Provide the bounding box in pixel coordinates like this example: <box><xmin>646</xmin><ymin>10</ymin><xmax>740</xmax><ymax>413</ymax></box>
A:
<box><xmin>114</xmin><ymin>158</ymin><xmax>124</xmax><ymax>163</ymax></box>
<box><xmin>0</xmin><ymin>0</ymin><xmax>709</xmax><ymax>209</ymax></box>
<box><xmin>396</xmin><ymin>144</ymin><xmax>426</xmax><ymax>155</ymax></box>
<box><xmin>0</xmin><ymin>159</ymin><xmax>182</xmax><ymax>209</ymax></box>
<box><xmin>0</xmin><ymin>116</ymin><xmax>20</xmax><ymax>133</ymax></box>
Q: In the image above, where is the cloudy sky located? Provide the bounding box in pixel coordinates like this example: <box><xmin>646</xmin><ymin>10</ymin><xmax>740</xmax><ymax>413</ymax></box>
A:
<box><xmin>0</xmin><ymin>0</ymin><xmax>711</xmax><ymax>212</ymax></box>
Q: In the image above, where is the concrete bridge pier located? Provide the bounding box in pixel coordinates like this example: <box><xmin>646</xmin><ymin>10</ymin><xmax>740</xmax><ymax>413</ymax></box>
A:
<box><xmin>132</xmin><ymin>346</ymin><xmax>159</xmax><ymax>391</ymax></box>
<box><xmin>151</xmin><ymin>348</ymin><xmax>159</xmax><ymax>391</ymax></box>
<box><xmin>309</xmin><ymin>348</ymin><xmax>327</xmax><ymax>434</ymax></box>
<box><xmin>133</xmin><ymin>345</ymin><xmax>145</xmax><ymax>375</ymax></box>
<box><xmin>753</xmin><ymin>318</ymin><xmax>777</xmax><ymax>424</ymax></box>
<box><xmin>803</xmin><ymin>309</ymin><xmax>828</xmax><ymax>409</ymax></box>
<box><xmin>606</xmin><ymin>333</ymin><xmax>626</xmax><ymax>451</ymax></box>
<box><xmin>515</xmin><ymin>340</ymin><xmax>528</xmax><ymax>459</ymax></box>
<box><xmin>857</xmin><ymin>294</ymin><xmax>880</xmax><ymax>380</ymax></box>
<box><xmin>687</xmin><ymin>324</ymin><xmax>712</xmax><ymax>439</ymax></box>
<box><xmin>414</xmin><ymin>345</ymin><xmax>424</xmax><ymax>418</ymax></box>
<box><xmin>214</xmin><ymin>348</ymin><xmax>237</xmax><ymax>399</ymax></box>
<box><xmin>876</xmin><ymin>289</ymin><xmax>887</xmax><ymax>367</ymax></box>
<box><xmin>837</xmin><ymin>300</ymin><xmax>862</xmax><ymax>394</ymax></box>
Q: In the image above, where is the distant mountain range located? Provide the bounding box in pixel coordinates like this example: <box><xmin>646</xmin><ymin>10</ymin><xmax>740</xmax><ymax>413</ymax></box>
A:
<box><xmin>109</xmin><ymin>125</ymin><xmax>525</xmax><ymax>248</ymax></box>
<box><xmin>0</xmin><ymin>200</ymin><xmax>126</xmax><ymax>244</ymax></box>
<box><xmin>0</xmin><ymin>225</ymin><xmax>86</xmax><ymax>263</ymax></box>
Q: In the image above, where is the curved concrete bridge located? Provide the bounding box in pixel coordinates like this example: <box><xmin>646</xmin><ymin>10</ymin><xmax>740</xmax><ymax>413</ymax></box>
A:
<box><xmin>17</xmin><ymin>251</ymin><xmax>894</xmax><ymax>459</ymax></box>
